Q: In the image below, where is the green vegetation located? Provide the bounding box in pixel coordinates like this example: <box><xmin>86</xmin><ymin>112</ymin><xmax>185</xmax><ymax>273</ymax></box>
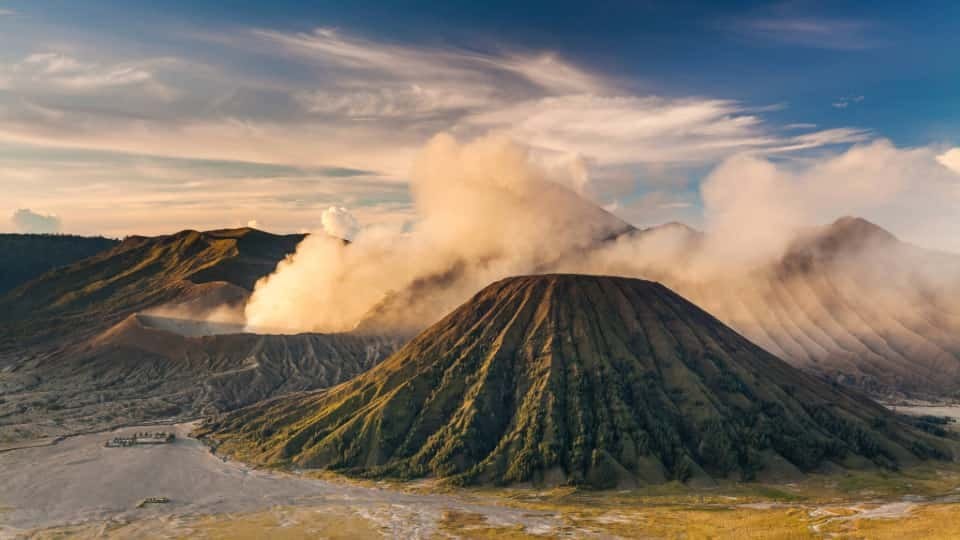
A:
<box><xmin>199</xmin><ymin>274</ymin><xmax>956</xmax><ymax>488</ymax></box>
<box><xmin>0</xmin><ymin>233</ymin><xmax>117</xmax><ymax>294</ymax></box>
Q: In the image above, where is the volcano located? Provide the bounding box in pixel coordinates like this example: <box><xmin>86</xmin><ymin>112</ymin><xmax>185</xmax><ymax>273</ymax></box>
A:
<box><xmin>200</xmin><ymin>275</ymin><xmax>952</xmax><ymax>487</ymax></box>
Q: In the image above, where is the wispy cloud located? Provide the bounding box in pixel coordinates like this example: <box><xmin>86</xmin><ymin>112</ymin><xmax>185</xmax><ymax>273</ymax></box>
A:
<box><xmin>1</xmin><ymin>27</ymin><xmax>868</xmax><ymax>173</ymax></box>
<box><xmin>832</xmin><ymin>95</ymin><xmax>865</xmax><ymax>109</ymax></box>
<box><xmin>729</xmin><ymin>17</ymin><xmax>880</xmax><ymax>50</ymax></box>
<box><xmin>0</xmin><ymin>26</ymin><xmax>880</xmax><ymax>234</ymax></box>
<box><xmin>0</xmin><ymin>149</ymin><xmax>411</xmax><ymax>236</ymax></box>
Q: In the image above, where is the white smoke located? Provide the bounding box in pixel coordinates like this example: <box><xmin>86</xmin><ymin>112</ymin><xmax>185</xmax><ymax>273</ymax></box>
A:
<box><xmin>321</xmin><ymin>206</ymin><xmax>360</xmax><ymax>241</ymax></box>
<box><xmin>12</xmin><ymin>208</ymin><xmax>62</xmax><ymax>234</ymax></box>
<box><xmin>244</xmin><ymin>133</ymin><xmax>627</xmax><ymax>333</ymax></box>
<box><xmin>244</xmin><ymin>134</ymin><xmax>960</xmax><ymax>335</ymax></box>
<box><xmin>938</xmin><ymin>148</ymin><xmax>960</xmax><ymax>176</ymax></box>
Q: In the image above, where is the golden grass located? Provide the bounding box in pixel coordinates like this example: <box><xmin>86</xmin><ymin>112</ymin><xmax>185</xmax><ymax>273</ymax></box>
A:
<box><xmin>437</xmin><ymin>510</ymin><xmax>545</xmax><ymax>539</ymax></box>
<box><xmin>573</xmin><ymin>506</ymin><xmax>814</xmax><ymax>539</ymax></box>
<box><xmin>817</xmin><ymin>504</ymin><xmax>960</xmax><ymax>539</ymax></box>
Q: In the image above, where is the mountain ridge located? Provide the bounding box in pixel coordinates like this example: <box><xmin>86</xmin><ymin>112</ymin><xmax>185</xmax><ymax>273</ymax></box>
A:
<box><xmin>0</xmin><ymin>227</ymin><xmax>304</xmax><ymax>350</ymax></box>
<box><xmin>0</xmin><ymin>233</ymin><xmax>119</xmax><ymax>294</ymax></box>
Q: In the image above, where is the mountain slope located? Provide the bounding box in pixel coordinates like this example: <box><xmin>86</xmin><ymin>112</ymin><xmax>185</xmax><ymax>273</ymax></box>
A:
<box><xmin>669</xmin><ymin>218</ymin><xmax>960</xmax><ymax>398</ymax></box>
<box><xmin>0</xmin><ymin>227</ymin><xmax>304</xmax><ymax>349</ymax></box>
<box><xmin>200</xmin><ymin>275</ymin><xmax>953</xmax><ymax>487</ymax></box>
<box><xmin>0</xmin><ymin>233</ymin><xmax>118</xmax><ymax>294</ymax></box>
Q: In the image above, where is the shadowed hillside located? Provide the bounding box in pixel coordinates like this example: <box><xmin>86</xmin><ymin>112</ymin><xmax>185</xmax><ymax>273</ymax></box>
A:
<box><xmin>0</xmin><ymin>314</ymin><xmax>402</xmax><ymax>442</ymax></box>
<box><xmin>199</xmin><ymin>275</ymin><xmax>954</xmax><ymax>488</ymax></box>
<box><xmin>0</xmin><ymin>233</ymin><xmax>118</xmax><ymax>294</ymax></box>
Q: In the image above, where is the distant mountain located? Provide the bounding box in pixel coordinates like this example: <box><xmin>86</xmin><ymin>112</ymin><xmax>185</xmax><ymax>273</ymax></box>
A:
<box><xmin>199</xmin><ymin>275</ymin><xmax>953</xmax><ymax>488</ymax></box>
<box><xmin>0</xmin><ymin>227</ymin><xmax>407</xmax><ymax>443</ymax></box>
<box><xmin>670</xmin><ymin>218</ymin><xmax>960</xmax><ymax>399</ymax></box>
<box><xmin>0</xmin><ymin>227</ymin><xmax>304</xmax><ymax>349</ymax></box>
<box><xmin>0</xmin><ymin>233</ymin><xmax>118</xmax><ymax>294</ymax></box>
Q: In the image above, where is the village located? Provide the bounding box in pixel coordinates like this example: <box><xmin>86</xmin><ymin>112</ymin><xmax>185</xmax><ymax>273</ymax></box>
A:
<box><xmin>104</xmin><ymin>431</ymin><xmax>176</xmax><ymax>448</ymax></box>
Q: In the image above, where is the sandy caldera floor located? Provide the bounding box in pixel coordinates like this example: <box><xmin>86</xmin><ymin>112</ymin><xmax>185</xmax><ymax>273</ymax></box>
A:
<box><xmin>0</xmin><ymin>423</ymin><xmax>556</xmax><ymax>538</ymax></box>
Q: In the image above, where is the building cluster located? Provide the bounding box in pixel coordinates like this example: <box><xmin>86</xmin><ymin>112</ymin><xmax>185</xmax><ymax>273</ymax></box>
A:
<box><xmin>137</xmin><ymin>496</ymin><xmax>170</xmax><ymax>508</ymax></box>
<box><xmin>104</xmin><ymin>431</ymin><xmax>176</xmax><ymax>447</ymax></box>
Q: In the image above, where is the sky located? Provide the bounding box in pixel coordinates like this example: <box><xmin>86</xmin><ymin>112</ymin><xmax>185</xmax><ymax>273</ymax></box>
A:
<box><xmin>0</xmin><ymin>0</ymin><xmax>958</xmax><ymax>245</ymax></box>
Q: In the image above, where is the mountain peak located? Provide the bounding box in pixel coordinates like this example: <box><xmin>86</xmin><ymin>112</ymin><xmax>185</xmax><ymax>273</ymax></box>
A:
<box><xmin>782</xmin><ymin>216</ymin><xmax>899</xmax><ymax>267</ymax></box>
<box><xmin>828</xmin><ymin>216</ymin><xmax>898</xmax><ymax>243</ymax></box>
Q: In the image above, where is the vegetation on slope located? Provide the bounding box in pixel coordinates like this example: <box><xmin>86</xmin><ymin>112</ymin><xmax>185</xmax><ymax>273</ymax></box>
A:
<box><xmin>200</xmin><ymin>275</ymin><xmax>955</xmax><ymax>488</ymax></box>
<box><xmin>0</xmin><ymin>233</ymin><xmax>118</xmax><ymax>294</ymax></box>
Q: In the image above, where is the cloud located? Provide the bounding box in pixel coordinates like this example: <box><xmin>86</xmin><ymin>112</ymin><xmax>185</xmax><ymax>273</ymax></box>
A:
<box><xmin>0</xmin><ymin>26</ymin><xmax>882</xmax><ymax>235</ymax></box>
<box><xmin>11</xmin><ymin>208</ymin><xmax>62</xmax><ymax>233</ymax></box>
<box><xmin>256</xmin><ymin>27</ymin><xmax>602</xmax><ymax>98</ymax></box>
<box><xmin>0</xmin><ymin>149</ymin><xmax>412</xmax><ymax>237</ymax></box>
<box><xmin>8</xmin><ymin>52</ymin><xmax>167</xmax><ymax>93</ymax></box>
<box><xmin>0</xmin><ymin>27</ymin><xmax>870</xmax><ymax>180</ymax></box>
<box><xmin>832</xmin><ymin>95</ymin><xmax>865</xmax><ymax>109</ymax></box>
<box><xmin>730</xmin><ymin>17</ymin><xmax>879</xmax><ymax>50</ymax></box>
<box><xmin>464</xmin><ymin>95</ymin><xmax>867</xmax><ymax>165</ymax></box>
<box><xmin>937</xmin><ymin>148</ymin><xmax>960</xmax><ymax>175</ymax></box>
<box><xmin>320</xmin><ymin>206</ymin><xmax>360</xmax><ymax>240</ymax></box>
<box><xmin>701</xmin><ymin>139</ymin><xmax>960</xmax><ymax>258</ymax></box>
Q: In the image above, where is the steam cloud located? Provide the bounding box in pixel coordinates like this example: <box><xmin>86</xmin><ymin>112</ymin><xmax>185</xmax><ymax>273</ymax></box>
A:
<box><xmin>244</xmin><ymin>134</ymin><xmax>960</xmax><ymax>335</ymax></box>
<box><xmin>12</xmin><ymin>208</ymin><xmax>62</xmax><ymax>234</ymax></box>
<box><xmin>245</xmin><ymin>133</ymin><xmax>627</xmax><ymax>333</ymax></box>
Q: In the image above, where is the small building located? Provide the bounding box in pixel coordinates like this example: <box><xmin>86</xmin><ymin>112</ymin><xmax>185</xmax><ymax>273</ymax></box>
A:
<box><xmin>105</xmin><ymin>431</ymin><xmax>176</xmax><ymax>448</ymax></box>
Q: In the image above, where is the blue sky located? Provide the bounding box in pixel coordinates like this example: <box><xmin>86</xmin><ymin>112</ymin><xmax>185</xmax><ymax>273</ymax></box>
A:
<box><xmin>1</xmin><ymin>0</ymin><xmax>958</xmax><ymax>241</ymax></box>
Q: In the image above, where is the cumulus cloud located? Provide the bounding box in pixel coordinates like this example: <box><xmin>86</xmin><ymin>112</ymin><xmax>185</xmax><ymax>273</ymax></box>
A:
<box><xmin>12</xmin><ymin>208</ymin><xmax>62</xmax><ymax>233</ymax></box>
<box><xmin>937</xmin><ymin>148</ymin><xmax>960</xmax><ymax>175</ymax></box>
<box><xmin>320</xmin><ymin>206</ymin><xmax>360</xmax><ymax>240</ymax></box>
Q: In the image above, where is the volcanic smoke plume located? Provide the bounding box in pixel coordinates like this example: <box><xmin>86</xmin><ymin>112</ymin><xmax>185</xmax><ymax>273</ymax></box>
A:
<box><xmin>245</xmin><ymin>133</ymin><xmax>960</xmax><ymax>343</ymax></box>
